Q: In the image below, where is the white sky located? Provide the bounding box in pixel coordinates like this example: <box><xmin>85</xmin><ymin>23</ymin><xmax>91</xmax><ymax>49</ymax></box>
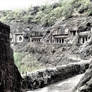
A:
<box><xmin>0</xmin><ymin>0</ymin><xmax>59</xmax><ymax>10</ymax></box>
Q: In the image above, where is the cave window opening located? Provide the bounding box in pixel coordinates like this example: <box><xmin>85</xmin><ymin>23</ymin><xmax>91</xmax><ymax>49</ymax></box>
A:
<box><xmin>59</xmin><ymin>39</ymin><xmax>61</xmax><ymax>43</ymax></box>
<box><xmin>62</xmin><ymin>38</ymin><xmax>64</xmax><ymax>43</ymax></box>
<box><xmin>73</xmin><ymin>31</ymin><xmax>76</xmax><ymax>36</ymax></box>
<box><xmin>19</xmin><ymin>36</ymin><xmax>22</xmax><ymax>41</ymax></box>
<box><xmin>87</xmin><ymin>23</ymin><xmax>91</xmax><ymax>27</ymax></box>
<box><xmin>57</xmin><ymin>38</ymin><xmax>59</xmax><ymax>43</ymax></box>
<box><xmin>86</xmin><ymin>36</ymin><xmax>87</xmax><ymax>41</ymax></box>
<box><xmin>83</xmin><ymin>37</ymin><xmax>85</xmax><ymax>43</ymax></box>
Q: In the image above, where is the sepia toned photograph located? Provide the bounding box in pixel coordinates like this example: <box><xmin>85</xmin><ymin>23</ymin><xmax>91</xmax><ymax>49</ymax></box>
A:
<box><xmin>0</xmin><ymin>0</ymin><xmax>92</xmax><ymax>92</ymax></box>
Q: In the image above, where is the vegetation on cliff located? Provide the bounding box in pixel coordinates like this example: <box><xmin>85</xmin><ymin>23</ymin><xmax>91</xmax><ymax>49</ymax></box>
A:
<box><xmin>0</xmin><ymin>0</ymin><xmax>91</xmax><ymax>74</ymax></box>
<box><xmin>0</xmin><ymin>0</ymin><xmax>92</xmax><ymax>26</ymax></box>
<box><xmin>14</xmin><ymin>52</ymin><xmax>46</xmax><ymax>73</ymax></box>
<box><xmin>0</xmin><ymin>0</ymin><xmax>92</xmax><ymax>91</ymax></box>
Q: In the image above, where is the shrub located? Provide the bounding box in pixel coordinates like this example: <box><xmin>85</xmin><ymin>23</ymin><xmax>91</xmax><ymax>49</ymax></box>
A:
<box><xmin>14</xmin><ymin>52</ymin><xmax>45</xmax><ymax>73</ymax></box>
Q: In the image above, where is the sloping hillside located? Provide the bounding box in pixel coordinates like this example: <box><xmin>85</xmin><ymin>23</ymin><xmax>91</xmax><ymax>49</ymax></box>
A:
<box><xmin>1</xmin><ymin>1</ymin><xmax>92</xmax><ymax>92</ymax></box>
<box><xmin>0</xmin><ymin>0</ymin><xmax>92</xmax><ymax>26</ymax></box>
<box><xmin>0</xmin><ymin>0</ymin><xmax>91</xmax><ymax>74</ymax></box>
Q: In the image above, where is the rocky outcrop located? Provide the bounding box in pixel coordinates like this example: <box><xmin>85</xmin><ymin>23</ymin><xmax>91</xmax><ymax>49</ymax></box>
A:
<box><xmin>74</xmin><ymin>60</ymin><xmax>92</xmax><ymax>92</ymax></box>
<box><xmin>22</xmin><ymin>62</ymin><xmax>89</xmax><ymax>90</ymax></box>
<box><xmin>0</xmin><ymin>22</ymin><xmax>22</xmax><ymax>92</ymax></box>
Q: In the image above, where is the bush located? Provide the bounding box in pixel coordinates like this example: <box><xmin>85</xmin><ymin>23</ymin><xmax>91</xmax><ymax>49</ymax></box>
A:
<box><xmin>34</xmin><ymin>11</ymin><xmax>45</xmax><ymax>23</ymax></box>
<box><xmin>14</xmin><ymin>52</ymin><xmax>45</xmax><ymax>74</ymax></box>
<box><xmin>0</xmin><ymin>0</ymin><xmax>91</xmax><ymax>25</ymax></box>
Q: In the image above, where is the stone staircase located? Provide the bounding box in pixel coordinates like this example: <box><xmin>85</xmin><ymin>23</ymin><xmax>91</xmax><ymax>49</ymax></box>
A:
<box><xmin>41</xmin><ymin>27</ymin><xmax>57</xmax><ymax>43</ymax></box>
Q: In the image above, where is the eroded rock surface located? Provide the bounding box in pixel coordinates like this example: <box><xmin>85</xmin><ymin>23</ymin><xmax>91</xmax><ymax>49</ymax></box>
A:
<box><xmin>0</xmin><ymin>22</ymin><xmax>22</xmax><ymax>92</ymax></box>
<box><xmin>74</xmin><ymin>60</ymin><xmax>92</xmax><ymax>92</ymax></box>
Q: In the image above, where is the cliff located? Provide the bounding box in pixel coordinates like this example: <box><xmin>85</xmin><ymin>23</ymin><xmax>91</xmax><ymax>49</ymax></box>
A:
<box><xmin>0</xmin><ymin>22</ymin><xmax>22</xmax><ymax>92</ymax></box>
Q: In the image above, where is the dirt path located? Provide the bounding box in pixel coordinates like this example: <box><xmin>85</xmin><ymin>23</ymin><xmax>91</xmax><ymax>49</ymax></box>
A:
<box><xmin>27</xmin><ymin>74</ymin><xmax>84</xmax><ymax>92</ymax></box>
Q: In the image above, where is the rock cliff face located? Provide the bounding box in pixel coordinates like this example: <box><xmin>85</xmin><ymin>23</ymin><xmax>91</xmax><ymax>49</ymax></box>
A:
<box><xmin>74</xmin><ymin>62</ymin><xmax>92</xmax><ymax>92</ymax></box>
<box><xmin>0</xmin><ymin>22</ymin><xmax>22</xmax><ymax>92</ymax></box>
<box><xmin>74</xmin><ymin>37</ymin><xmax>92</xmax><ymax>92</ymax></box>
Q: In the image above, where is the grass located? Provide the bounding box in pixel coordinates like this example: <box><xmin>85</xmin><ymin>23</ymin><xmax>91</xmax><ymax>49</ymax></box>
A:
<box><xmin>14</xmin><ymin>52</ymin><xmax>45</xmax><ymax>74</ymax></box>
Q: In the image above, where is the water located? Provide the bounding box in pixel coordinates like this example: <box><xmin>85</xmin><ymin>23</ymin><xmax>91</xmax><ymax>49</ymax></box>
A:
<box><xmin>27</xmin><ymin>74</ymin><xmax>84</xmax><ymax>92</ymax></box>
